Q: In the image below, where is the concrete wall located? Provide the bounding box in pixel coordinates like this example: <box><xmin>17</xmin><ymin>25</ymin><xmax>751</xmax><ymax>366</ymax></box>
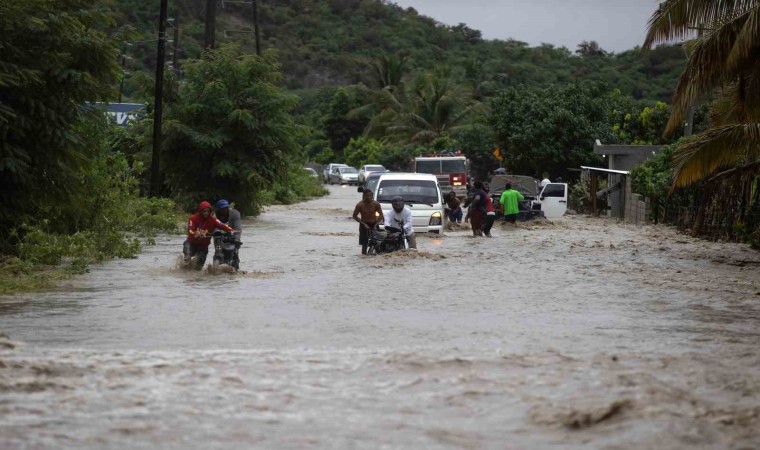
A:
<box><xmin>623</xmin><ymin>177</ymin><xmax>649</xmax><ymax>225</ymax></box>
<box><xmin>609</xmin><ymin>152</ymin><xmax>657</xmax><ymax>172</ymax></box>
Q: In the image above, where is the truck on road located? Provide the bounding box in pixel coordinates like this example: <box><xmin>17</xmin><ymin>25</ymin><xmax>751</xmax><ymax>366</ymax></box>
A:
<box><xmin>413</xmin><ymin>155</ymin><xmax>469</xmax><ymax>199</ymax></box>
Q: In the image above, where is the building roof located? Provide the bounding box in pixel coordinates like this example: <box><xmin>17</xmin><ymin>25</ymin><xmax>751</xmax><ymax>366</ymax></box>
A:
<box><xmin>580</xmin><ymin>166</ymin><xmax>630</xmax><ymax>175</ymax></box>
<box><xmin>593</xmin><ymin>139</ymin><xmax>664</xmax><ymax>156</ymax></box>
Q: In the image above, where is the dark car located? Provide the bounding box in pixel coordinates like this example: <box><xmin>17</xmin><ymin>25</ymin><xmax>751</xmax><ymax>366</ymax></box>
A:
<box><xmin>488</xmin><ymin>174</ymin><xmax>543</xmax><ymax>220</ymax></box>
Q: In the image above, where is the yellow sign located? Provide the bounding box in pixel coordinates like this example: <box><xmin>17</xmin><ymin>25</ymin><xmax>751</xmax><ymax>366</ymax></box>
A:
<box><xmin>492</xmin><ymin>147</ymin><xmax>502</xmax><ymax>161</ymax></box>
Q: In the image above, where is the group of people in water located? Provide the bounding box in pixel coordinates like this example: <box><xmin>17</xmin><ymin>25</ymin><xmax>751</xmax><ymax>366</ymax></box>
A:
<box><xmin>351</xmin><ymin>180</ymin><xmax>528</xmax><ymax>254</ymax></box>
<box><xmin>448</xmin><ymin>181</ymin><xmax>525</xmax><ymax>237</ymax></box>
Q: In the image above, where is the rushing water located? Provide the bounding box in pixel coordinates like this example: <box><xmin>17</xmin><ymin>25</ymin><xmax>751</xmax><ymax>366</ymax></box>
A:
<box><xmin>1</xmin><ymin>185</ymin><xmax>759</xmax><ymax>449</ymax></box>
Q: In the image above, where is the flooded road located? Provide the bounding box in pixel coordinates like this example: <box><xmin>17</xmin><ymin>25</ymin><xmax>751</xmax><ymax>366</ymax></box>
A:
<box><xmin>2</xmin><ymin>185</ymin><xmax>760</xmax><ymax>448</ymax></box>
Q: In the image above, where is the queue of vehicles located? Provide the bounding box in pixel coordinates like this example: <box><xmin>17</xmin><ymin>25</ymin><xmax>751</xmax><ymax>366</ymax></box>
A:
<box><xmin>322</xmin><ymin>164</ymin><xmax>388</xmax><ymax>185</ymax></box>
<box><xmin>322</xmin><ymin>154</ymin><xmax>567</xmax><ymax>228</ymax></box>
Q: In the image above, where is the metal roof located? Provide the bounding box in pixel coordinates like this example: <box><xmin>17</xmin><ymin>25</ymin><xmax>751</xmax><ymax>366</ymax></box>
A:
<box><xmin>580</xmin><ymin>166</ymin><xmax>630</xmax><ymax>175</ymax></box>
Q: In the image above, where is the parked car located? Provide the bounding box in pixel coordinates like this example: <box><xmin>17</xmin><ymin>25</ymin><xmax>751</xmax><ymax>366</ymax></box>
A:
<box><xmin>303</xmin><ymin>167</ymin><xmax>318</xmax><ymax>178</ymax></box>
<box><xmin>329</xmin><ymin>166</ymin><xmax>360</xmax><ymax>185</ymax></box>
<box><xmin>358</xmin><ymin>164</ymin><xmax>387</xmax><ymax>183</ymax></box>
<box><xmin>323</xmin><ymin>163</ymin><xmax>347</xmax><ymax>183</ymax></box>
<box><xmin>371</xmin><ymin>172</ymin><xmax>445</xmax><ymax>234</ymax></box>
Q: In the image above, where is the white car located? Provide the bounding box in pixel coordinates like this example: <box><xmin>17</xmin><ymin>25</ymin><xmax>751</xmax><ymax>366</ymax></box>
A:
<box><xmin>373</xmin><ymin>173</ymin><xmax>444</xmax><ymax>234</ymax></box>
<box><xmin>329</xmin><ymin>166</ymin><xmax>360</xmax><ymax>185</ymax></box>
<box><xmin>303</xmin><ymin>167</ymin><xmax>319</xmax><ymax>178</ymax></box>
<box><xmin>323</xmin><ymin>163</ymin><xmax>347</xmax><ymax>183</ymax></box>
<box><xmin>358</xmin><ymin>164</ymin><xmax>386</xmax><ymax>183</ymax></box>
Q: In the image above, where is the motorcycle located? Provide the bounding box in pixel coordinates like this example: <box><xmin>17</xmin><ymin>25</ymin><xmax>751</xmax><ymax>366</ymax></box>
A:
<box><xmin>365</xmin><ymin>220</ymin><xmax>408</xmax><ymax>255</ymax></box>
<box><xmin>179</xmin><ymin>252</ymin><xmax>207</xmax><ymax>271</ymax></box>
<box><xmin>211</xmin><ymin>230</ymin><xmax>242</xmax><ymax>272</ymax></box>
<box><xmin>179</xmin><ymin>241</ymin><xmax>208</xmax><ymax>271</ymax></box>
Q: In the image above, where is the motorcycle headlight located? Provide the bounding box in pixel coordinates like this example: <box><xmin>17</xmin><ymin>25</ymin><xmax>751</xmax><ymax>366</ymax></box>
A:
<box><xmin>429</xmin><ymin>211</ymin><xmax>442</xmax><ymax>226</ymax></box>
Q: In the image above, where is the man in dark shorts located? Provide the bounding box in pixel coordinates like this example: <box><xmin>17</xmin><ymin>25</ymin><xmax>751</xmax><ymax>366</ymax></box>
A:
<box><xmin>464</xmin><ymin>180</ymin><xmax>487</xmax><ymax>237</ymax></box>
<box><xmin>499</xmin><ymin>183</ymin><xmax>524</xmax><ymax>226</ymax></box>
<box><xmin>352</xmin><ymin>189</ymin><xmax>384</xmax><ymax>254</ymax></box>
<box><xmin>445</xmin><ymin>191</ymin><xmax>462</xmax><ymax>223</ymax></box>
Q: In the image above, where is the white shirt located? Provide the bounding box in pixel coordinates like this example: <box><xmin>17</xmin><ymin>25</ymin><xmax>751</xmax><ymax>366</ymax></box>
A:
<box><xmin>540</xmin><ymin>178</ymin><xmax>551</xmax><ymax>188</ymax></box>
<box><xmin>384</xmin><ymin>207</ymin><xmax>414</xmax><ymax>235</ymax></box>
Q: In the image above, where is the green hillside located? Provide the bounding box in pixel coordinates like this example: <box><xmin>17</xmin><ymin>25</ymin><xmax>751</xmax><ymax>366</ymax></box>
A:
<box><xmin>113</xmin><ymin>0</ymin><xmax>685</xmax><ymax>103</ymax></box>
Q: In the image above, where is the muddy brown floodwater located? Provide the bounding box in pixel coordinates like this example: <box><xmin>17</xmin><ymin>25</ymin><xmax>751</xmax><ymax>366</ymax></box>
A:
<box><xmin>1</xmin><ymin>185</ymin><xmax>760</xmax><ymax>449</ymax></box>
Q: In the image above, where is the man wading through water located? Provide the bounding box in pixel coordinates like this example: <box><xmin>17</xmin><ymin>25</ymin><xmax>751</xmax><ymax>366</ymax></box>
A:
<box><xmin>353</xmin><ymin>189</ymin><xmax>384</xmax><ymax>254</ymax></box>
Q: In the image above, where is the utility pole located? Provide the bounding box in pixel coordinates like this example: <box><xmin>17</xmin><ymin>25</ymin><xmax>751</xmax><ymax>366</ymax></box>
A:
<box><xmin>151</xmin><ymin>0</ymin><xmax>169</xmax><ymax>197</ymax></box>
<box><xmin>118</xmin><ymin>53</ymin><xmax>127</xmax><ymax>103</ymax></box>
<box><xmin>252</xmin><ymin>0</ymin><xmax>261</xmax><ymax>55</ymax></box>
<box><xmin>172</xmin><ymin>16</ymin><xmax>180</xmax><ymax>73</ymax></box>
<box><xmin>204</xmin><ymin>0</ymin><xmax>216</xmax><ymax>49</ymax></box>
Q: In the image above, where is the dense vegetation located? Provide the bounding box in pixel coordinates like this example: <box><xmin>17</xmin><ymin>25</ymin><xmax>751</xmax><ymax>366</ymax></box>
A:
<box><xmin>0</xmin><ymin>0</ymin><xmax>179</xmax><ymax>292</ymax></box>
<box><xmin>0</xmin><ymin>0</ymin><xmax>325</xmax><ymax>292</ymax></box>
<box><xmin>107</xmin><ymin>0</ymin><xmax>697</xmax><ymax>183</ymax></box>
<box><xmin>113</xmin><ymin>0</ymin><xmax>687</xmax><ymax>103</ymax></box>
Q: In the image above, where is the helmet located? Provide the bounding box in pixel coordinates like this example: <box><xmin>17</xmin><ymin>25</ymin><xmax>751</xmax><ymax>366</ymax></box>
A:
<box><xmin>216</xmin><ymin>199</ymin><xmax>230</xmax><ymax>209</ymax></box>
<box><xmin>391</xmin><ymin>196</ymin><xmax>405</xmax><ymax>212</ymax></box>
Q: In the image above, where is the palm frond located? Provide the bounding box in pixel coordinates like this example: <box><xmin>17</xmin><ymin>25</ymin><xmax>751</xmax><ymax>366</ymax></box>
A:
<box><xmin>710</xmin><ymin>81</ymin><xmax>746</xmax><ymax>125</ymax></box>
<box><xmin>644</xmin><ymin>0</ymin><xmax>756</xmax><ymax>48</ymax></box>
<box><xmin>710</xmin><ymin>67</ymin><xmax>760</xmax><ymax>125</ymax></box>
<box><xmin>665</xmin><ymin>10</ymin><xmax>751</xmax><ymax>134</ymax></box>
<box><xmin>671</xmin><ymin>122</ymin><xmax>760</xmax><ymax>187</ymax></box>
<box><xmin>725</xmin><ymin>4</ymin><xmax>760</xmax><ymax>70</ymax></box>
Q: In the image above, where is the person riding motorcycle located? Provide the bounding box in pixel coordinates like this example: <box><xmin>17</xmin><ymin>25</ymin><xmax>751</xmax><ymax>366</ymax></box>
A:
<box><xmin>215</xmin><ymin>199</ymin><xmax>242</xmax><ymax>238</ymax></box>
<box><xmin>184</xmin><ymin>201</ymin><xmax>234</xmax><ymax>269</ymax></box>
<box><xmin>383</xmin><ymin>196</ymin><xmax>417</xmax><ymax>249</ymax></box>
<box><xmin>213</xmin><ymin>198</ymin><xmax>242</xmax><ymax>269</ymax></box>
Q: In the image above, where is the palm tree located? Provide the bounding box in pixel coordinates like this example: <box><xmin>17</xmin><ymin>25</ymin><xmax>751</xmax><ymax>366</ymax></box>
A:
<box><xmin>575</xmin><ymin>40</ymin><xmax>606</xmax><ymax>57</ymax></box>
<box><xmin>363</xmin><ymin>53</ymin><xmax>408</xmax><ymax>92</ymax></box>
<box><xmin>348</xmin><ymin>54</ymin><xmax>410</xmax><ymax>139</ymax></box>
<box><xmin>644</xmin><ymin>0</ymin><xmax>760</xmax><ymax>187</ymax></box>
<box><xmin>352</xmin><ymin>66</ymin><xmax>482</xmax><ymax>145</ymax></box>
<box><xmin>385</xmin><ymin>68</ymin><xmax>483</xmax><ymax>144</ymax></box>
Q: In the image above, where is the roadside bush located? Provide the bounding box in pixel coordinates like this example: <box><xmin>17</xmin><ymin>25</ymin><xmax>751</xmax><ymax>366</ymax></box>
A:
<box><xmin>0</xmin><ymin>256</ymin><xmax>56</xmax><ymax>295</ymax></box>
<box><xmin>0</xmin><ymin>119</ymin><xmax>182</xmax><ymax>293</ymax></box>
<box><xmin>569</xmin><ymin>182</ymin><xmax>589</xmax><ymax>214</ymax></box>
<box><xmin>569</xmin><ymin>178</ymin><xmax>608</xmax><ymax>215</ymax></box>
<box><xmin>261</xmin><ymin>164</ymin><xmax>329</xmax><ymax>207</ymax></box>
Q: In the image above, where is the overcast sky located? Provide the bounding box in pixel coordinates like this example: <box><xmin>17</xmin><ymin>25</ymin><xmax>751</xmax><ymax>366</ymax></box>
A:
<box><xmin>390</xmin><ymin>0</ymin><xmax>663</xmax><ymax>53</ymax></box>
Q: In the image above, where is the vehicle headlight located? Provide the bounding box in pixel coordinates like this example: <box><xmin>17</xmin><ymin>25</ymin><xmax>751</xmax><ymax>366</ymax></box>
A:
<box><xmin>429</xmin><ymin>211</ymin><xmax>442</xmax><ymax>226</ymax></box>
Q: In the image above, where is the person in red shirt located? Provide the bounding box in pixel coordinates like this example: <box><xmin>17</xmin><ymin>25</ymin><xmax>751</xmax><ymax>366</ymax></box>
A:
<box><xmin>482</xmin><ymin>182</ymin><xmax>496</xmax><ymax>237</ymax></box>
<box><xmin>183</xmin><ymin>201</ymin><xmax>234</xmax><ymax>269</ymax></box>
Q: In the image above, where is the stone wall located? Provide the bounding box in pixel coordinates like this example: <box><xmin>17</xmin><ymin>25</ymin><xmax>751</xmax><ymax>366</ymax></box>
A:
<box><xmin>624</xmin><ymin>177</ymin><xmax>649</xmax><ymax>225</ymax></box>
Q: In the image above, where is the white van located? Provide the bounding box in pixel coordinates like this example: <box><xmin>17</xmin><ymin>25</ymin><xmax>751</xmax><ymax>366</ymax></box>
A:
<box><xmin>373</xmin><ymin>173</ymin><xmax>445</xmax><ymax>234</ymax></box>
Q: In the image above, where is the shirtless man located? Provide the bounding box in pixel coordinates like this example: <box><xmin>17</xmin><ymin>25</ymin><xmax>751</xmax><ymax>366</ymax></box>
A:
<box><xmin>352</xmin><ymin>189</ymin><xmax>384</xmax><ymax>255</ymax></box>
